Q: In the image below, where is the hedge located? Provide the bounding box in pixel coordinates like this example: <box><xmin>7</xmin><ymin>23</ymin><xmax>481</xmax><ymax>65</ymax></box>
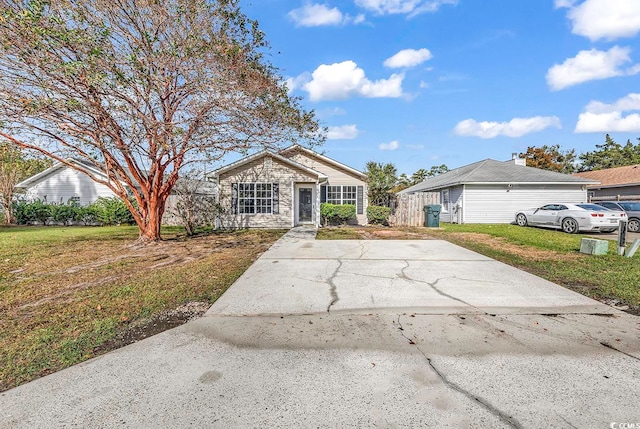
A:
<box><xmin>320</xmin><ymin>203</ymin><xmax>356</xmax><ymax>226</ymax></box>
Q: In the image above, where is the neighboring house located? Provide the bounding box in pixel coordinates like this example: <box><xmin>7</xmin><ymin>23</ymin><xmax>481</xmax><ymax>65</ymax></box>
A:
<box><xmin>210</xmin><ymin>145</ymin><xmax>368</xmax><ymax>228</ymax></box>
<box><xmin>14</xmin><ymin>158</ymin><xmax>120</xmax><ymax>206</ymax></box>
<box><xmin>399</xmin><ymin>157</ymin><xmax>598</xmax><ymax>224</ymax></box>
<box><xmin>573</xmin><ymin>164</ymin><xmax>640</xmax><ymax>201</ymax></box>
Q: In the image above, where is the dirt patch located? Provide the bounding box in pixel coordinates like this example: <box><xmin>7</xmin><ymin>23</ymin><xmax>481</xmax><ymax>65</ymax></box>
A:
<box><xmin>94</xmin><ymin>301</ymin><xmax>210</xmax><ymax>353</ymax></box>
<box><xmin>4</xmin><ymin>231</ymin><xmax>275</xmax><ymax>313</ymax></box>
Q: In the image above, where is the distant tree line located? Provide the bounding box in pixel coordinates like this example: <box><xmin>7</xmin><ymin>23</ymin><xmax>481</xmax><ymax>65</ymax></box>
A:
<box><xmin>519</xmin><ymin>134</ymin><xmax>640</xmax><ymax>174</ymax></box>
<box><xmin>365</xmin><ymin>161</ymin><xmax>449</xmax><ymax>208</ymax></box>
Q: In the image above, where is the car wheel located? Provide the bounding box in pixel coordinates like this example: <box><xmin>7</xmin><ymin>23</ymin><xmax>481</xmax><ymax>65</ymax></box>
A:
<box><xmin>516</xmin><ymin>213</ymin><xmax>528</xmax><ymax>227</ymax></box>
<box><xmin>561</xmin><ymin>217</ymin><xmax>579</xmax><ymax>234</ymax></box>
<box><xmin>628</xmin><ymin>218</ymin><xmax>640</xmax><ymax>233</ymax></box>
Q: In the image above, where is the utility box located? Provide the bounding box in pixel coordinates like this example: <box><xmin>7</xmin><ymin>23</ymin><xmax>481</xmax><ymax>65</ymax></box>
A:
<box><xmin>579</xmin><ymin>238</ymin><xmax>609</xmax><ymax>255</ymax></box>
<box><xmin>424</xmin><ymin>204</ymin><xmax>441</xmax><ymax>228</ymax></box>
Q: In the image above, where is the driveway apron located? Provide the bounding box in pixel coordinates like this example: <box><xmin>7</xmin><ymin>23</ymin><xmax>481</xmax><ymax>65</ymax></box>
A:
<box><xmin>1</xmin><ymin>227</ymin><xmax>639</xmax><ymax>429</ymax></box>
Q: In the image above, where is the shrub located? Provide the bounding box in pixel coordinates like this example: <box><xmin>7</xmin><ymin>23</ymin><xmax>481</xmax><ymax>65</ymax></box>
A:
<box><xmin>320</xmin><ymin>203</ymin><xmax>356</xmax><ymax>225</ymax></box>
<box><xmin>27</xmin><ymin>199</ymin><xmax>53</xmax><ymax>225</ymax></box>
<box><xmin>367</xmin><ymin>205</ymin><xmax>391</xmax><ymax>225</ymax></box>
<box><xmin>74</xmin><ymin>205</ymin><xmax>97</xmax><ymax>226</ymax></box>
<box><xmin>334</xmin><ymin>204</ymin><xmax>356</xmax><ymax>224</ymax></box>
<box><xmin>89</xmin><ymin>197</ymin><xmax>134</xmax><ymax>226</ymax></box>
<box><xmin>12</xmin><ymin>200</ymin><xmax>29</xmax><ymax>224</ymax></box>
<box><xmin>51</xmin><ymin>201</ymin><xmax>79</xmax><ymax>226</ymax></box>
<box><xmin>320</xmin><ymin>202</ymin><xmax>335</xmax><ymax>226</ymax></box>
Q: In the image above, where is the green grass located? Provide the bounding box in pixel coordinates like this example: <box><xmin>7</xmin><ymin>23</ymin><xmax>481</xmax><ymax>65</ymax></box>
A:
<box><xmin>0</xmin><ymin>225</ymin><xmax>285</xmax><ymax>391</ymax></box>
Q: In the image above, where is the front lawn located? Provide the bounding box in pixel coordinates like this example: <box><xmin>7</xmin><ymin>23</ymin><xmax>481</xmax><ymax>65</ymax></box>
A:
<box><xmin>0</xmin><ymin>226</ymin><xmax>285</xmax><ymax>391</ymax></box>
<box><xmin>317</xmin><ymin>224</ymin><xmax>640</xmax><ymax>312</ymax></box>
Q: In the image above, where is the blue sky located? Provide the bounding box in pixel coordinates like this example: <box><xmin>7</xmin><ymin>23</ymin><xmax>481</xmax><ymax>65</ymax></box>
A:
<box><xmin>240</xmin><ymin>0</ymin><xmax>640</xmax><ymax>175</ymax></box>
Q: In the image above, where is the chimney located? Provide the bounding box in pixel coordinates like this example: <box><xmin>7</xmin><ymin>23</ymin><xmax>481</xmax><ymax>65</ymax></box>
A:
<box><xmin>511</xmin><ymin>152</ymin><xmax>526</xmax><ymax>166</ymax></box>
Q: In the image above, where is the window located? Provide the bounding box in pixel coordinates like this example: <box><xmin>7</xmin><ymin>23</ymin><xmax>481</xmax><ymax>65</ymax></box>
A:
<box><xmin>327</xmin><ymin>186</ymin><xmax>342</xmax><ymax>204</ymax></box>
<box><xmin>441</xmin><ymin>190</ymin><xmax>450</xmax><ymax>212</ymax></box>
<box><xmin>327</xmin><ymin>185</ymin><xmax>357</xmax><ymax>205</ymax></box>
<box><xmin>238</xmin><ymin>183</ymin><xmax>272</xmax><ymax>214</ymax></box>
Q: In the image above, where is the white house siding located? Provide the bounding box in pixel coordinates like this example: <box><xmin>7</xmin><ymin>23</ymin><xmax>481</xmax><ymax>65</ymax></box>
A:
<box><xmin>217</xmin><ymin>155</ymin><xmax>318</xmax><ymax>228</ymax></box>
<box><xmin>462</xmin><ymin>184</ymin><xmax>588</xmax><ymax>224</ymax></box>
<box><xmin>21</xmin><ymin>167</ymin><xmax>116</xmax><ymax>206</ymax></box>
<box><xmin>284</xmin><ymin>150</ymin><xmax>368</xmax><ymax>225</ymax></box>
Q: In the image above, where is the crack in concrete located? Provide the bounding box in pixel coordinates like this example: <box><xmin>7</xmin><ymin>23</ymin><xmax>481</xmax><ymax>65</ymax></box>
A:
<box><xmin>326</xmin><ymin>260</ymin><xmax>342</xmax><ymax>313</ymax></box>
<box><xmin>358</xmin><ymin>240</ymin><xmax>369</xmax><ymax>259</ymax></box>
<box><xmin>396</xmin><ymin>315</ymin><xmax>523</xmax><ymax>429</ymax></box>
<box><xmin>399</xmin><ymin>262</ymin><xmax>487</xmax><ymax>313</ymax></box>
<box><xmin>559</xmin><ymin>415</ymin><xmax>579</xmax><ymax>429</ymax></box>
<box><xmin>600</xmin><ymin>342</ymin><xmax>640</xmax><ymax>362</ymax></box>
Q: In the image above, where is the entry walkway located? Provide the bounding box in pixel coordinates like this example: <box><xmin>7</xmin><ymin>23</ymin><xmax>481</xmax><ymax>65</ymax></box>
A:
<box><xmin>1</xmin><ymin>228</ymin><xmax>639</xmax><ymax>428</ymax></box>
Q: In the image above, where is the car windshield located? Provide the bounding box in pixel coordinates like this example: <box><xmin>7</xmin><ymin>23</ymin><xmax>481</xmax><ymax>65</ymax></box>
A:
<box><xmin>619</xmin><ymin>202</ymin><xmax>640</xmax><ymax>211</ymax></box>
<box><xmin>576</xmin><ymin>204</ymin><xmax>611</xmax><ymax>211</ymax></box>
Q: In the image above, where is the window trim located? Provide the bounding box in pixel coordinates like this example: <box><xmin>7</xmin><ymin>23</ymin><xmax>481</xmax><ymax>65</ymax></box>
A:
<box><xmin>441</xmin><ymin>189</ymin><xmax>450</xmax><ymax>212</ymax></box>
<box><xmin>326</xmin><ymin>185</ymin><xmax>357</xmax><ymax>205</ymax></box>
<box><xmin>237</xmin><ymin>182</ymin><xmax>273</xmax><ymax>215</ymax></box>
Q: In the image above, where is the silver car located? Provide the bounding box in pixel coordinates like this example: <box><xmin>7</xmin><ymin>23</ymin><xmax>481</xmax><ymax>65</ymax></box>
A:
<box><xmin>596</xmin><ymin>201</ymin><xmax>640</xmax><ymax>232</ymax></box>
<box><xmin>515</xmin><ymin>203</ymin><xmax>627</xmax><ymax>234</ymax></box>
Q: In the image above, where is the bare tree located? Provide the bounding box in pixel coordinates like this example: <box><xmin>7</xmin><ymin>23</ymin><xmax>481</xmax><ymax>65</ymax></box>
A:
<box><xmin>166</xmin><ymin>170</ymin><xmax>220</xmax><ymax>236</ymax></box>
<box><xmin>0</xmin><ymin>0</ymin><xmax>322</xmax><ymax>241</ymax></box>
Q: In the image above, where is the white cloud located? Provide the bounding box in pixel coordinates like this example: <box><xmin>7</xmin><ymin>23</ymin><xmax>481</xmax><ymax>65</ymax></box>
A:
<box><xmin>353</xmin><ymin>14</ymin><xmax>366</xmax><ymax>24</ymax></box>
<box><xmin>327</xmin><ymin>124</ymin><xmax>360</xmax><ymax>140</ymax></box>
<box><xmin>288</xmin><ymin>3</ymin><xmax>344</xmax><ymax>27</ymax></box>
<box><xmin>300</xmin><ymin>60</ymin><xmax>404</xmax><ymax>101</ymax></box>
<box><xmin>575</xmin><ymin>93</ymin><xmax>640</xmax><ymax>132</ymax></box>
<box><xmin>379</xmin><ymin>140</ymin><xmax>399</xmax><ymax>150</ymax></box>
<box><xmin>355</xmin><ymin>0</ymin><xmax>457</xmax><ymax>16</ymax></box>
<box><xmin>316</xmin><ymin>107</ymin><xmax>347</xmax><ymax>119</ymax></box>
<box><xmin>554</xmin><ymin>0</ymin><xmax>577</xmax><ymax>8</ymax></box>
<box><xmin>285</xmin><ymin>72</ymin><xmax>311</xmax><ymax>94</ymax></box>
<box><xmin>384</xmin><ymin>48</ymin><xmax>433</xmax><ymax>68</ymax></box>
<box><xmin>583</xmin><ymin>93</ymin><xmax>640</xmax><ymax>113</ymax></box>
<box><xmin>546</xmin><ymin>46</ymin><xmax>640</xmax><ymax>91</ymax></box>
<box><xmin>419</xmin><ymin>81</ymin><xmax>429</xmax><ymax>89</ymax></box>
<box><xmin>288</xmin><ymin>3</ymin><xmax>366</xmax><ymax>27</ymax></box>
<box><xmin>454</xmin><ymin>116</ymin><xmax>562</xmax><ymax>139</ymax></box>
<box><xmin>557</xmin><ymin>0</ymin><xmax>640</xmax><ymax>41</ymax></box>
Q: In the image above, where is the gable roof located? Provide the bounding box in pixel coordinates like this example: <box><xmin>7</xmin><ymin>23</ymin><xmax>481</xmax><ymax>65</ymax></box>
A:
<box><xmin>399</xmin><ymin>159</ymin><xmax>598</xmax><ymax>194</ymax></box>
<box><xmin>15</xmin><ymin>158</ymin><xmax>110</xmax><ymax>189</ymax></box>
<box><xmin>279</xmin><ymin>145</ymin><xmax>367</xmax><ymax>180</ymax></box>
<box><xmin>573</xmin><ymin>164</ymin><xmax>640</xmax><ymax>188</ymax></box>
<box><xmin>210</xmin><ymin>149</ymin><xmax>328</xmax><ymax>180</ymax></box>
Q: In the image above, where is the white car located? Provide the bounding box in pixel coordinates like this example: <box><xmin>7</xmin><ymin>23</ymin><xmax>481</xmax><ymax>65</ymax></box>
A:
<box><xmin>515</xmin><ymin>203</ymin><xmax>627</xmax><ymax>234</ymax></box>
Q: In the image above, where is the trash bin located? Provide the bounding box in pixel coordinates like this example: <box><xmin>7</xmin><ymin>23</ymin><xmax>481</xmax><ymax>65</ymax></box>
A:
<box><xmin>424</xmin><ymin>204</ymin><xmax>441</xmax><ymax>227</ymax></box>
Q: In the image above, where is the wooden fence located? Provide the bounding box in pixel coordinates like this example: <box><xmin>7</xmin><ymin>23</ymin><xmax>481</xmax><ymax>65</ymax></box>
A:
<box><xmin>390</xmin><ymin>192</ymin><xmax>439</xmax><ymax>227</ymax></box>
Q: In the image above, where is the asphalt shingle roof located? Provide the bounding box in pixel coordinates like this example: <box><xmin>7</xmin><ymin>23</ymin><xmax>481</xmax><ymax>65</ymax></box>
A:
<box><xmin>400</xmin><ymin>159</ymin><xmax>597</xmax><ymax>194</ymax></box>
<box><xmin>573</xmin><ymin>164</ymin><xmax>640</xmax><ymax>188</ymax></box>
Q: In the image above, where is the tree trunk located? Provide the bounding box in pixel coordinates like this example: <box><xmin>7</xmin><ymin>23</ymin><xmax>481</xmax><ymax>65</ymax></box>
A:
<box><xmin>1</xmin><ymin>194</ymin><xmax>14</xmax><ymax>224</ymax></box>
<box><xmin>136</xmin><ymin>194</ymin><xmax>166</xmax><ymax>242</ymax></box>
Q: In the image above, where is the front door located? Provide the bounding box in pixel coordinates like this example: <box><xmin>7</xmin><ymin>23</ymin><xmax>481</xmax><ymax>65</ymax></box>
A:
<box><xmin>298</xmin><ymin>188</ymin><xmax>313</xmax><ymax>223</ymax></box>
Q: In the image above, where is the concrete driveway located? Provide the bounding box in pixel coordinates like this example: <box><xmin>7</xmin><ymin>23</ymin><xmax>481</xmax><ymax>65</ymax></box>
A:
<box><xmin>2</xmin><ymin>227</ymin><xmax>639</xmax><ymax>428</ymax></box>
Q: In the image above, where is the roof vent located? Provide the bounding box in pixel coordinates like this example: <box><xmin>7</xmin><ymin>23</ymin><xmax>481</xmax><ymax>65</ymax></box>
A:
<box><xmin>511</xmin><ymin>153</ymin><xmax>526</xmax><ymax>166</ymax></box>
